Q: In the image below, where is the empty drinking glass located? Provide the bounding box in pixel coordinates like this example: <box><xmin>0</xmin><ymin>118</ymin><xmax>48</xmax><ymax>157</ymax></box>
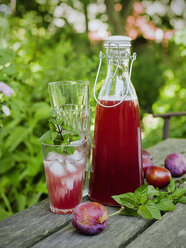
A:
<box><xmin>48</xmin><ymin>81</ymin><xmax>89</xmax><ymax>109</ymax></box>
<box><xmin>53</xmin><ymin>104</ymin><xmax>91</xmax><ymax>134</ymax></box>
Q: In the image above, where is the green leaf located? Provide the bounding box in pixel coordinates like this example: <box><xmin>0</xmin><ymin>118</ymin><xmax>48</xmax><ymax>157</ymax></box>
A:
<box><xmin>112</xmin><ymin>195</ymin><xmax>125</xmax><ymax>206</ymax></box>
<box><xmin>120</xmin><ymin>207</ymin><xmax>138</xmax><ymax>217</ymax></box>
<box><xmin>0</xmin><ymin>190</ymin><xmax>12</xmax><ymax>213</ymax></box>
<box><xmin>147</xmin><ymin>185</ymin><xmax>160</xmax><ymax>197</ymax></box>
<box><xmin>27</xmin><ymin>192</ymin><xmax>42</xmax><ymax>207</ymax></box>
<box><xmin>176</xmin><ymin>195</ymin><xmax>186</xmax><ymax>204</ymax></box>
<box><xmin>53</xmin><ymin>133</ymin><xmax>63</xmax><ymax>145</ymax></box>
<box><xmin>66</xmin><ymin>146</ymin><xmax>75</xmax><ymax>155</ymax></box>
<box><xmin>144</xmin><ymin>200</ymin><xmax>161</xmax><ymax>220</ymax></box>
<box><xmin>175</xmin><ymin>177</ymin><xmax>186</xmax><ymax>187</ymax></box>
<box><xmin>0</xmin><ymin>177</ymin><xmax>9</xmax><ymax>189</ymax></box>
<box><xmin>152</xmin><ymin>196</ymin><xmax>160</xmax><ymax>204</ymax></box>
<box><xmin>62</xmin><ymin>125</ymin><xmax>79</xmax><ymax>135</ymax></box>
<box><xmin>59</xmin><ymin>141</ymin><xmax>74</xmax><ymax>154</ymax></box>
<box><xmin>16</xmin><ymin>194</ymin><xmax>27</xmax><ymax>212</ymax></box>
<box><xmin>48</xmin><ymin>119</ymin><xmax>56</xmax><ymax>132</ymax></box>
<box><xmin>157</xmin><ymin>198</ymin><xmax>176</xmax><ymax>211</ymax></box>
<box><xmin>158</xmin><ymin>191</ymin><xmax>168</xmax><ymax>200</ymax></box>
<box><xmin>51</xmin><ymin>131</ymin><xmax>58</xmax><ymax>141</ymax></box>
<box><xmin>60</xmin><ymin>145</ymin><xmax>65</xmax><ymax>154</ymax></box>
<box><xmin>0</xmin><ymin>156</ymin><xmax>15</xmax><ymax>174</ymax></box>
<box><xmin>63</xmin><ymin>133</ymin><xmax>72</xmax><ymax>142</ymax></box>
<box><xmin>35</xmin><ymin>182</ymin><xmax>48</xmax><ymax>194</ymax></box>
<box><xmin>26</xmin><ymin>157</ymin><xmax>42</xmax><ymax>177</ymax></box>
<box><xmin>11</xmin><ymin>151</ymin><xmax>30</xmax><ymax>162</ymax></box>
<box><xmin>61</xmin><ymin>140</ymin><xmax>70</xmax><ymax>146</ymax></box>
<box><xmin>134</xmin><ymin>184</ymin><xmax>148</xmax><ymax>204</ymax></box>
<box><xmin>5</xmin><ymin>126</ymin><xmax>29</xmax><ymax>152</ymax></box>
<box><xmin>8</xmin><ymin>169</ymin><xmax>20</xmax><ymax>187</ymax></box>
<box><xmin>34</xmin><ymin>102</ymin><xmax>50</xmax><ymax>121</ymax></box>
<box><xmin>39</xmin><ymin>130</ymin><xmax>53</xmax><ymax>144</ymax></box>
<box><xmin>71</xmin><ymin>135</ymin><xmax>81</xmax><ymax>141</ymax></box>
<box><xmin>0</xmin><ymin>206</ymin><xmax>12</xmax><ymax>221</ymax></box>
<box><xmin>112</xmin><ymin>192</ymin><xmax>138</xmax><ymax>209</ymax></box>
<box><xmin>53</xmin><ymin>119</ymin><xmax>64</xmax><ymax>126</ymax></box>
<box><xmin>169</xmin><ymin>188</ymin><xmax>186</xmax><ymax>200</ymax></box>
<box><xmin>137</xmin><ymin>205</ymin><xmax>153</xmax><ymax>219</ymax></box>
<box><xmin>49</xmin><ymin>108</ymin><xmax>57</xmax><ymax>118</ymax></box>
<box><xmin>167</xmin><ymin>178</ymin><xmax>176</xmax><ymax>193</ymax></box>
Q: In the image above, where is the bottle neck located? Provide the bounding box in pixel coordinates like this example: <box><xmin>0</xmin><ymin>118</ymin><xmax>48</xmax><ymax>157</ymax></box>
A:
<box><xmin>106</xmin><ymin>47</ymin><xmax>130</xmax><ymax>59</ymax></box>
<box><xmin>106</xmin><ymin>47</ymin><xmax>130</xmax><ymax>74</ymax></box>
<box><xmin>93</xmin><ymin>47</ymin><xmax>137</xmax><ymax>107</ymax></box>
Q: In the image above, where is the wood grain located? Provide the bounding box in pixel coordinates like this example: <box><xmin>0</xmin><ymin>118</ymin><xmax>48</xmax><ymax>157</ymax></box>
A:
<box><xmin>0</xmin><ymin>199</ymin><xmax>72</xmax><ymax>248</ymax></box>
<box><xmin>125</xmin><ymin>203</ymin><xmax>186</xmax><ymax>248</ymax></box>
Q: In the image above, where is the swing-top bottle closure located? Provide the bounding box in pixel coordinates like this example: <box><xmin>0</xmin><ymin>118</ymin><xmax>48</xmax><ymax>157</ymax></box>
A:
<box><xmin>94</xmin><ymin>35</ymin><xmax>136</xmax><ymax>108</ymax></box>
<box><xmin>104</xmin><ymin>35</ymin><xmax>132</xmax><ymax>58</ymax></box>
<box><xmin>104</xmin><ymin>35</ymin><xmax>132</xmax><ymax>47</ymax></box>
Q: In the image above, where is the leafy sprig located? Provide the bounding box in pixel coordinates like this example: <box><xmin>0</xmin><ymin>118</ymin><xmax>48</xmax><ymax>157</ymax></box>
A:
<box><xmin>112</xmin><ymin>177</ymin><xmax>186</xmax><ymax>220</ymax></box>
<box><xmin>39</xmin><ymin>109</ymin><xmax>81</xmax><ymax>154</ymax></box>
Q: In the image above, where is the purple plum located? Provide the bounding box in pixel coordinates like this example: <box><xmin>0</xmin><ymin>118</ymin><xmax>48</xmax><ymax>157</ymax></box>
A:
<box><xmin>142</xmin><ymin>150</ymin><xmax>152</xmax><ymax>160</ymax></box>
<box><xmin>72</xmin><ymin>202</ymin><xmax>108</xmax><ymax>235</ymax></box>
<box><xmin>164</xmin><ymin>153</ymin><xmax>186</xmax><ymax>177</ymax></box>
<box><xmin>142</xmin><ymin>157</ymin><xmax>153</xmax><ymax>177</ymax></box>
<box><xmin>146</xmin><ymin>166</ymin><xmax>171</xmax><ymax>189</ymax></box>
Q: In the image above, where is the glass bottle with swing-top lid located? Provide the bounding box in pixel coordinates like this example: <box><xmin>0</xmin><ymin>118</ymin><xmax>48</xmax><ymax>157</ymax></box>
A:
<box><xmin>89</xmin><ymin>36</ymin><xmax>144</xmax><ymax>206</ymax></box>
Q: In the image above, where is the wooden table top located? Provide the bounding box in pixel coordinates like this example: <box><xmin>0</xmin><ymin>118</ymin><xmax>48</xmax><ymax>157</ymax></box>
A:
<box><xmin>0</xmin><ymin>138</ymin><xmax>186</xmax><ymax>248</ymax></box>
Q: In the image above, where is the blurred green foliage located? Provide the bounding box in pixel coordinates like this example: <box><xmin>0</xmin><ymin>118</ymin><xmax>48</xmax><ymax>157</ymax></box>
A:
<box><xmin>142</xmin><ymin>29</ymin><xmax>186</xmax><ymax>148</ymax></box>
<box><xmin>0</xmin><ymin>6</ymin><xmax>185</xmax><ymax>220</ymax></box>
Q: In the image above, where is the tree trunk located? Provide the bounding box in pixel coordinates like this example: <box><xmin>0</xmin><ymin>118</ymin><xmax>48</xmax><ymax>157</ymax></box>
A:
<box><xmin>104</xmin><ymin>0</ymin><xmax>135</xmax><ymax>35</ymax></box>
<box><xmin>83</xmin><ymin>1</ymin><xmax>89</xmax><ymax>33</ymax></box>
<box><xmin>11</xmin><ymin>0</ymin><xmax>16</xmax><ymax>15</ymax></box>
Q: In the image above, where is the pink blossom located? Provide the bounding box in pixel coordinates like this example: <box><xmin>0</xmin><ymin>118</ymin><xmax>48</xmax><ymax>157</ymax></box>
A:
<box><xmin>128</xmin><ymin>30</ymin><xmax>138</xmax><ymax>40</ymax></box>
<box><xmin>164</xmin><ymin>30</ymin><xmax>176</xmax><ymax>40</ymax></box>
<box><xmin>0</xmin><ymin>82</ymin><xmax>14</xmax><ymax>96</ymax></box>
<box><xmin>127</xmin><ymin>16</ymin><xmax>135</xmax><ymax>25</ymax></box>
<box><xmin>133</xmin><ymin>2</ymin><xmax>144</xmax><ymax>15</ymax></box>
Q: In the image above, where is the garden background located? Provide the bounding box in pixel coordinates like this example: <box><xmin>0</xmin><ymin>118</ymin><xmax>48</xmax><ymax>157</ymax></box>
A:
<box><xmin>0</xmin><ymin>0</ymin><xmax>185</xmax><ymax>220</ymax></box>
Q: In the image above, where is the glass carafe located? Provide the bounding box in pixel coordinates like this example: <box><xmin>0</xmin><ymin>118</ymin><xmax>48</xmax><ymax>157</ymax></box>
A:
<box><xmin>89</xmin><ymin>36</ymin><xmax>144</xmax><ymax>206</ymax></box>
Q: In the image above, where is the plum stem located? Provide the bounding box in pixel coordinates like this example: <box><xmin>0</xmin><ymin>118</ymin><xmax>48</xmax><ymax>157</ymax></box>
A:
<box><xmin>108</xmin><ymin>206</ymin><xmax>125</xmax><ymax>217</ymax></box>
<box><xmin>97</xmin><ymin>212</ymin><xmax>109</xmax><ymax>224</ymax></box>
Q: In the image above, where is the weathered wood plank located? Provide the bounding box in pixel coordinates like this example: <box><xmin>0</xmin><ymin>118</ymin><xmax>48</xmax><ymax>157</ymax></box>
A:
<box><xmin>0</xmin><ymin>199</ymin><xmax>72</xmax><ymax>248</ymax></box>
<box><xmin>125</xmin><ymin>203</ymin><xmax>186</xmax><ymax>248</ymax></box>
<box><xmin>32</xmin><ymin>210</ymin><xmax>153</xmax><ymax>248</ymax></box>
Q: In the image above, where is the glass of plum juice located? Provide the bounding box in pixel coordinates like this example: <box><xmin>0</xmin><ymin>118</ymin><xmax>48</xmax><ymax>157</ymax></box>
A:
<box><xmin>41</xmin><ymin>140</ymin><xmax>87</xmax><ymax>214</ymax></box>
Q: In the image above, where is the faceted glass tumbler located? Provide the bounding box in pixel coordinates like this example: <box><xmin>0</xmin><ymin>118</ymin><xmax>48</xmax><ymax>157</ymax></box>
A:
<box><xmin>48</xmin><ymin>81</ymin><xmax>89</xmax><ymax>108</ymax></box>
<box><xmin>53</xmin><ymin>104</ymin><xmax>91</xmax><ymax>134</ymax></box>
